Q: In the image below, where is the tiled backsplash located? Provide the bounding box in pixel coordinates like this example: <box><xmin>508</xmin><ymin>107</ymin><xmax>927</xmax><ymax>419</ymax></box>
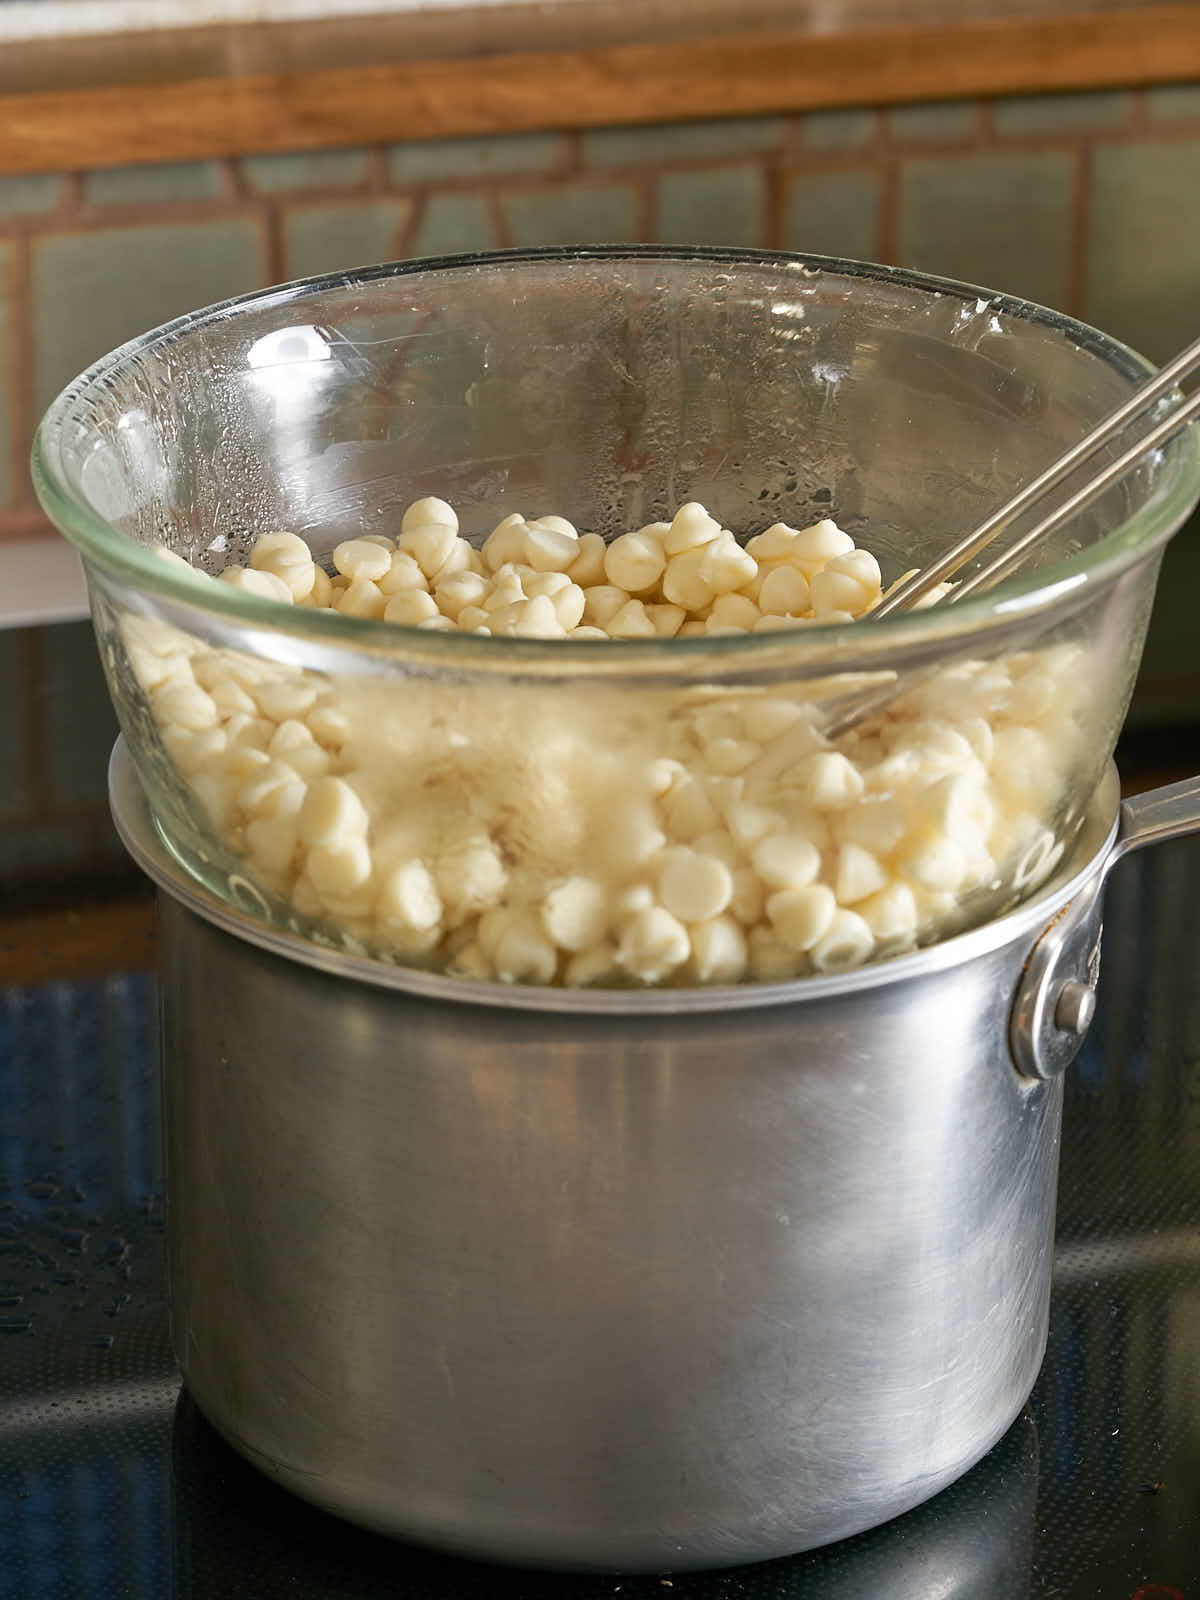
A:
<box><xmin>2</xmin><ymin>85</ymin><xmax>1199</xmax><ymax>890</ymax></box>
<box><xmin>5</xmin><ymin>86</ymin><xmax>1200</xmax><ymax>515</ymax></box>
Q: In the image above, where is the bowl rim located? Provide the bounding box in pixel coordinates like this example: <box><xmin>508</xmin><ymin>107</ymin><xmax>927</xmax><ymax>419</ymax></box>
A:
<box><xmin>31</xmin><ymin>245</ymin><xmax>1200</xmax><ymax>670</ymax></box>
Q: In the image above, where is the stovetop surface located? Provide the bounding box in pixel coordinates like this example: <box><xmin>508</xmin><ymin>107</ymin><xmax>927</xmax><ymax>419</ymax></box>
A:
<box><xmin>1</xmin><ymin>840</ymin><xmax>1198</xmax><ymax>1600</ymax></box>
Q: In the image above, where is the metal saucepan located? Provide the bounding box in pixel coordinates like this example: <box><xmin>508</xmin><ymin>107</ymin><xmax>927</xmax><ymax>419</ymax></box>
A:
<box><xmin>109</xmin><ymin>739</ymin><xmax>1200</xmax><ymax>1571</ymax></box>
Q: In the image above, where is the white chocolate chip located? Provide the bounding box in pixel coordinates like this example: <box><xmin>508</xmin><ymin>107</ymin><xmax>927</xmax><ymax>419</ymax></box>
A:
<box><xmin>492</xmin><ymin>912</ymin><xmax>558</xmax><ymax>985</ymax></box>
<box><xmin>307</xmin><ymin>838</ymin><xmax>372</xmax><ymax>898</ymax></box>
<box><xmin>378</xmin><ymin>859</ymin><xmax>443</xmax><ymax>931</ymax></box>
<box><xmin>383</xmin><ymin>589</ymin><xmax>440</xmax><ymax>626</ymax></box>
<box><xmin>857</xmin><ymin>882</ymin><xmax>919</xmax><ymax>947</ymax></box>
<box><xmin>661</xmin><ymin>546</ymin><xmax>714</xmax><ymax>611</ymax></box>
<box><xmin>253</xmin><ymin>679</ymin><xmax>319</xmax><ymax>721</ymax></box>
<box><xmin>690</xmin><ymin>915</ymin><xmax>748</xmax><ymax>983</ymax></box>
<box><xmin>616</xmin><ymin>905</ymin><xmax>691</xmax><ymax>983</ymax></box>
<box><xmin>664</xmin><ymin>502</ymin><xmax>722</xmax><ymax>555</ymax></box>
<box><xmin>767</xmin><ymin>883</ymin><xmax>837</xmax><ymax>951</ymax></box>
<box><xmin>645</xmin><ymin>602</ymin><xmax>686</xmax><ymax>637</ymax></box>
<box><xmin>898</xmin><ymin>833</ymin><xmax>967</xmax><ymax>893</ymax></box>
<box><xmin>563</xmin><ymin>941</ymin><xmax>620</xmax><ymax>987</ymax></box>
<box><xmin>433</xmin><ymin>570</ymin><xmax>488</xmax><ymax>619</ymax></box>
<box><xmin>707</xmin><ymin>593</ymin><xmax>760</xmax><ymax>631</ymax></box>
<box><xmin>788</xmin><ymin>519</ymin><xmax>855</xmax><ymax>577</ymax></box>
<box><xmin>604</xmin><ymin>529</ymin><xmax>666</xmax><ymax>594</ymax></box>
<box><xmin>250</xmin><ymin>531</ymin><xmax>317</xmax><ymax>600</ymax></box>
<box><xmin>524</xmin><ymin>522</ymin><xmax>580</xmax><ymax>572</ymax></box>
<box><xmin>810</xmin><ymin>908</ymin><xmax>875</xmax><ymax>973</ymax></box>
<box><xmin>335</xmin><ymin>578</ymin><xmax>388</xmax><ymax>619</ymax></box>
<box><xmin>757</xmin><ymin>565</ymin><xmax>811</xmax><ymax>616</ymax></box>
<box><xmin>752</xmin><ymin>833</ymin><xmax>820</xmax><ymax>890</ymax></box>
<box><xmin>699</xmin><ymin>531</ymin><xmax>757</xmax><ymax>595</ymax></box>
<box><xmin>298</xmin><ymin>776</ymin><xmax>369</xmax><ymax>848</ymax></box>
<box><xmin>482</xmin><ymin>514</ymin><xmax>529</xmax><ymax>572</ymax></box>
<box><xmin>154</xmin><ymin>681</ymin><xmax>220</xmax><ymax>731</ymax></box>
<box><xmin>395</xmin><ymin>522</ymin><xmax>460</xmax><ymax>579</ymax></box>
<box><xmin>607</xmin><ymin>598</ymin><xmax>658</xmax><ymax>639</ymax></box>
<box><xmin>402</xmin><ymin>497</ymin><xmax>458</xmax><ymax>534</ymax></box>
<box><xmin>659</xmin><ymin>850</ymin><xmax>734</xmax><ymax>923</ymax></box>
<box><xmin>798</xmin><ymin>751</ymin><xmax>865</xmax><ymax>809</ymax></box>
<box><xmin>438</xmin><ymin>837</ymin><xmax>507</xmax><ymax>918</ymax></box>
<box><xmin>333</xmin><ymin>539</ymin><xmax>392</xmax><ymax>582</ymax></box>
<box><xmin>378</xmin><ymin>551</ymin><xmax>430</xmax><ymax>595</ymax></box>
<box><xmin>218</xmin><ymin>566</ymin><xmax>294</xmax><ymax>604</ymax></box>
<box><xmin>583</xmin><ymin>585</ymin><xmax>632</xmax><ymax>627</ymax></box>
<box><xmin>835</xmin><ymin>842</ymin><xmax>890</xmax><ymax>904</ymax></box>
<box><xmin>542</xmin><ymin>876</ymin><xmax>609</xmax><ymax>952</ymax></box>
<box><xmin>566</xmin><ymin>532</ymin><xmax>608</xmax><ymax>587</ymax></box>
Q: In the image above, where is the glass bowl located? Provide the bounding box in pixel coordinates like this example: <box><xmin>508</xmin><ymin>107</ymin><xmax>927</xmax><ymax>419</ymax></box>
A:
<box><xmin>32</xmin><ymin>248</ymin><xmax>1200</xmax><ymax>988</ymax></box>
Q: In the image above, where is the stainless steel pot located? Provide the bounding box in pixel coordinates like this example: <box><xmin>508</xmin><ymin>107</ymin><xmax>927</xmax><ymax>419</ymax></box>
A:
<box><xmin>109</xmin><ymin>739</ymin><xmax>1200</xmax><ymax>1572</ymax></box>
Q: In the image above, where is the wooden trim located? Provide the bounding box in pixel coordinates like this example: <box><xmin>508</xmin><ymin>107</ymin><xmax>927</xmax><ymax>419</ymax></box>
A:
<box><xmin>1</xmin><ymin>5</ymin><xmax>1198</xmax><ymax>176</ymax></box>
<box><xmin>0</xmin><ymin>897</ymin><xmax>156</xmax><ymax>987</ymax></box>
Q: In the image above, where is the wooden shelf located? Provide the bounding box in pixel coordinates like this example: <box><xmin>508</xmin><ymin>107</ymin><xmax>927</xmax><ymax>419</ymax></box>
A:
<box><xmin>1</xmin><ymin>1</ymin><xmax>1197</xmax><ymax>175</ymax></box>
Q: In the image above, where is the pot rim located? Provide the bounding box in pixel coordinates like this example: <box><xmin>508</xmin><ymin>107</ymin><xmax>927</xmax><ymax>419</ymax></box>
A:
<box><xmin>110</xmin><ymin>737</ymin><xmax>1119</xmax><ymax>1014</ymax></box>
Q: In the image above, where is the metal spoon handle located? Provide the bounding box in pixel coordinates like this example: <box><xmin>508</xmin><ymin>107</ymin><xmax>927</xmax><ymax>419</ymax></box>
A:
<box><xmin>871</xmin><ymin>330</ymin><xmax>1200</xmax><ymax>619</ymax></box>
<box><xmin>949</xmin><ymin>382</ymin><xmax>1200</xmax><ymax>602</ymax></box>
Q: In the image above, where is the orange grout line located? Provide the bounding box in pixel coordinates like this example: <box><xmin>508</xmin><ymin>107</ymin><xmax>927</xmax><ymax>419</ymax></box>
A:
<box><xmin>764</xmin><ymin>157</ymin><xmax>783</xmax><ymax>251</ymax></box>
<box><xmin>364</xmin><ymin>146</ymin><xmax>389</xmax><ymax>192</ymax></box>
<box><xmin>8</xmin><ymin>229</ymin><xmax>32</xmax><ymax>511</ymax></box>
<box><xmin>485</xmin><ymin>186</ymin><xmax>509</xmax><ymax>248</ymax></box>
<box><xmin>58</xmin><ymin>170</ymin><xmax>84</xmax><ymax>218</ymax></box>
<box><xmin>877</xmin><ymin>153</ymin><xmax>901</xmax><ymax>267</ymax></box>
<box><xmin>1068</xmin><ymin>139</ymin><xmax>1092</xmax><ymax>320</ymax></box>
<box><xmin>260</xmin><ymin>201</ymin><xmax>283</xmax><ymax>287</ymax></box>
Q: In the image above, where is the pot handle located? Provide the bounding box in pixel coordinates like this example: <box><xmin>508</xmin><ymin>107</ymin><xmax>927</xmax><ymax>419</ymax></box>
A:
<box><xmin>1105</xmin><ymin>771</ymin><xmax>1200</xmax><ymax>876</ymax></box>
<box><xmin>1011</xmin><ymin>770</ymin><xmax>1200</xmax><ymax>1082</ymax></box>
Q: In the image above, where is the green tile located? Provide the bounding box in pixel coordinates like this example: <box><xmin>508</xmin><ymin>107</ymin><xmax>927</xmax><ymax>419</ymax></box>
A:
<box><xmin>33</xmin><ymin>218</ymin><xmax>263</xmax><ymax>418</ymax></box>
<box><xmin>282</xmin><ymin>199</ymin><xmax>411</xmax><ymax>280</ymax></box>
<box><xmin>243</xmin><ymin>148</ymin><xmax>369</xmax><ymax>192</ymax></box>
<box><xmin>782</xmin><ymin>171</ymin><xmax>879</xmax><ymax>262</ymax></box>
<box><xmin>389</xmin><ymin>133</ymin><xmax>564</xmax><ymax>182</ymax></box>
<box><xmin>800</xmin><ymin>109</ymin><xmax>876</xmax><ymax>152</ymax></box>
<box><xmin>41</xmin><ymin>620</ymin><xmax>120</xmax><ymax>813</ymax></box>
<box><xmin>1087</xmin><ymin>140</ymin><xmax>1200</xmax><ymax>363</ymax></box>
<box><xmin>581</xmin><ymin>117</ymin><xmax>781</xmax><ymax>168</ymax></box>
<box><xmin>408</xmin><ymin>192</ymin><xmax>495</xmax><ymax>258</ymax></box>
<box><xmin>0</xmin><ymin>174</ymin><xmax>62</xmax><ymax>216</ymax></box>
<box><xmin>86</xmin><ymin>161</ymin><xmax>224</xmax><ymax>206</ymax></box>
<box><xmin>656</xmin><ymin>165</ymin><xmax>766</xmax><ymax>248</ymax></box>
<box><xmin>887</xmin><ymin>102</ymin><xmax>976</xmax><ymax>143</ymax></box>
<box><xmin>990</xmin><ymin>90</ymin><xmax>1131</xmax><ymax>136</ymax></box>
<box><xmin>502</xmin><ymin>184</ymin><xmax>639</xmax><ymax>248</ymax></box>
<box><xmin>0</xmin><ymin>242</ymin><xmax>10</xmax><ymax>511</ymax></box>
<box><xmin>899</xmin><ymin>150</ymin><xmax>1072</xmax><ymax>307</ymax></box>
<box><xmin>1146</xmin><ymin>84</ymin><xmax>1200</xmax><ymax>125</ymax></box>
<box><xmin>0</xmin><ymin>627</ymin><xmax>28</xmax><ymax>822</ymax></box>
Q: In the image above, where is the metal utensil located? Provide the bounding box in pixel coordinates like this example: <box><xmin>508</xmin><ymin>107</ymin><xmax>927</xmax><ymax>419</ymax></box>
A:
<box><xmin>872</xmin><ymin>330</ymin><xmax>1200</xmax><ymax>618</ymax></box>
<box><xmin>818</xmin><ymin>333</ymin><xmax>1200</xmax><ymax>738</ymax></box>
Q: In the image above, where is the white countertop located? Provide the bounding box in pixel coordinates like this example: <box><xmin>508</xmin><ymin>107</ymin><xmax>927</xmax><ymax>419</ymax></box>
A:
<box><xmin>0</xmin><ymin>0</ymin><xmax>588</xmax><ymax>41</ymax></box>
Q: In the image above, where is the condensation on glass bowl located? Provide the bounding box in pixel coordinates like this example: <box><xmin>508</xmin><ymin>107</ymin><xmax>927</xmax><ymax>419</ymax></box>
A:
<box><xmin>32</xmin><ymin>249</ymin><xmax>1200</xmax><ymax>990</ymax></box>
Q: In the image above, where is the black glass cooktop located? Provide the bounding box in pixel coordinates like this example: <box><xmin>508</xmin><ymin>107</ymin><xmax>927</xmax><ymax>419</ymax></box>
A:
<box><xmin>2</xmin><ymin>839</ymin><xmax>1198</xmax><ymax>1600</ymax></box>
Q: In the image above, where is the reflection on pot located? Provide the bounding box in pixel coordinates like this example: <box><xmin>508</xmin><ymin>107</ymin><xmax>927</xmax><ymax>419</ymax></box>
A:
<box><xmin>170</xmin><ymin>1396</ymin><xmax>1037</xmax><ymax>1599</ymax></box>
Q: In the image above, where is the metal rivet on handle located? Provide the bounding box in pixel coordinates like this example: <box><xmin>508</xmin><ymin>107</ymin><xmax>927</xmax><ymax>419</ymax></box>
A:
<box><xmin>1054</xmin><ymin>981</ymin><xmax>1096</xmax><ymax>1037</ymax></box>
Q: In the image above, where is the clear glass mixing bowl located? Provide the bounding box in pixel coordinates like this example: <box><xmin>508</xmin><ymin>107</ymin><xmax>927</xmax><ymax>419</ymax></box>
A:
<box><xmin>32</xmin><ymin>248</ymin><xmax>1200</xmax><ymax>987</ymax></box>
